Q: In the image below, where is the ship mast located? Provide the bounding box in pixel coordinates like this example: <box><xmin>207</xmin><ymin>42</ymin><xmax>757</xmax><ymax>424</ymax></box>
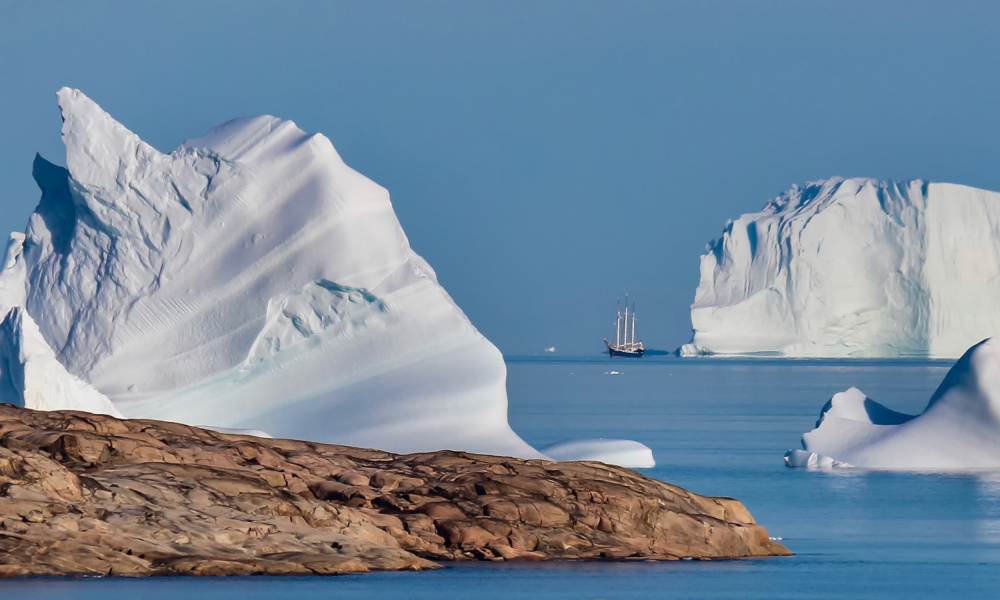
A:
<box><xmin>631</xmin><ymin>300</ymin><xmax>636</xmax><ymax>349</ymax></box>
<box><xmin>615</xmin><ymin>299</ymin><xmax>621</xmax><ymax>347</ymax></box>
<box><xmin>624</xmin><ymin>294</ymin><xmax>629</xmax><ymax>348</ymax></box>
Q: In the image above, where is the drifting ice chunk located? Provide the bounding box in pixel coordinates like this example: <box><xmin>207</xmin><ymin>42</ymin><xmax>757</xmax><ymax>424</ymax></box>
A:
<box><xmin>786</xmin><ymin>338</ymin><xmax>1000</xmax><ymax>469</ymax></box>
<box><xmin>784</xmin><ymin>451</ymin><xmax>853</xmax><ymax>468</ymax></box>
<box><xmin>687</xmin><ymin>178</ymin><xmax>1000</xmax><ymax>358</ymax></box>
<box><xmin>540</xmin><ymin>439</ymin><xmax>656</xmax><ymax>468</ymax></box>
<box><xmin>200</xmin><ymin>426</ymin><xmax>274</xmax><ymax>438</ymax></box>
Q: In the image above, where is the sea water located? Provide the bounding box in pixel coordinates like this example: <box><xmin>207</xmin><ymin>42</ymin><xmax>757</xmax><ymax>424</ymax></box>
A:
<box><xmin>4</xmin><ymin>357</ymin><xmax>1000</xmax><ymax>599</ymax></box>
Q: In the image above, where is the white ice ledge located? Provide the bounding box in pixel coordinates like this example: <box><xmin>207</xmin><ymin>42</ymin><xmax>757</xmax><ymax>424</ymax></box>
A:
<box><xmin>540</xmin><ymin>439</ymin><xmax>656</xmax><ymax>468</ymax></box>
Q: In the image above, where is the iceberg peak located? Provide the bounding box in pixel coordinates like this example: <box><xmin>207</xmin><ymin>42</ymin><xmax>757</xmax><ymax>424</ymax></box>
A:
<box><xmin>925</xmin><ymin>338</ymin><xmax>1000</xmax><ymax>417</ymax></box>
<box><xmin>56</xmin><ymin>88</ymin><xmax>159</xmax><ymax>192</ymax></box>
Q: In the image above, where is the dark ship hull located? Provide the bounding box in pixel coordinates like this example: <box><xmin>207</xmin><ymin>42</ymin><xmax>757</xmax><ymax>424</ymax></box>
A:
<box><xmin>605</xmin><ymin>340</ymin><xmax>644</xmax><ymax>358</ymax></box>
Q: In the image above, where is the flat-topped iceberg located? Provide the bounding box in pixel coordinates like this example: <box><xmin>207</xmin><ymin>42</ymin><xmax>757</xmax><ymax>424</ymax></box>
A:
<box><xmin>0</xmin><ymin>89</ymin><xmax>542</xmax><ymax>458</ymax></box>
<box><xmin>684</xmin><ymin>178</ymin><xmax>1000</xmax><ymax>358</ymax></box>
<box><xmin>786</xmin><ymin>338</ymin><xmax>1000</xmax><ymax>469</ymax></box>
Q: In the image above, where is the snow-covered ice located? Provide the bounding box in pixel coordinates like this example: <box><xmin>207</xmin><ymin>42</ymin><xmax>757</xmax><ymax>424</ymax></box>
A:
<box><xmin>686</xmin><ymin>178</ymin><xmax>1000</xmax><ymax>358</ymax></box>
<box><xmin>0</xmin><ymin>88</ymin><xmax>546</xmax><ymax>457</ymax></box>
<box><xmin>786</xmin><ymin>338</ymin><xmax>1000</xmax><ymax>469</ymax></box>
<box><xmin>539</xmin><ymin>439</ymin><xmax>656</xmax><ymax>468</ymax></box>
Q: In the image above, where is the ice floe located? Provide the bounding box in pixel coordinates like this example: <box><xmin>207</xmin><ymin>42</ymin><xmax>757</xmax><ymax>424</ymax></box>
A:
<box><xmin>786</xmin><ymin>338</ymin><xmax>1000</xmax><ymax>469</ymax></box>
<box><xmin>540</xmin><ymin>438</ymin><xmax>656</xmax><ymax>468</ymax></box>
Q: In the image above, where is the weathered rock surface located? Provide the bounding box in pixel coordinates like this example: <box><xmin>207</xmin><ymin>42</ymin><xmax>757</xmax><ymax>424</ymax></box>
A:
<box><xmin>0</xmin><ymin>405</ymin><xmax>789</xmax><ymax>576</ymax></box>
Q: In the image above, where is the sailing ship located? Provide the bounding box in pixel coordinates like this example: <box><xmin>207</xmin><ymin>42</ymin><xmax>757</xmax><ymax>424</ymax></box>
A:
<box><xmin>604</xmin><ymin>295</ymin><xmax>644</xmax><ymax>357</ymax></box>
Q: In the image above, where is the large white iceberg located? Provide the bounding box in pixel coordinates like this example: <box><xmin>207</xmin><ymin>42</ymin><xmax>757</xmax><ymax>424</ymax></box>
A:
<box><xmin>786</xmin><ymin>338</ymin><xmax>1000</xmax><ymax>470</ymax></box>
<box><xmin>0</xmin><ymin>88</ymin><xmax>543</xmax><ymax>458</ymax></box>
<box><xmin>684</xmin><ymin>178</ymin><xmax>1000</xmax><ymax>358</ymax></box>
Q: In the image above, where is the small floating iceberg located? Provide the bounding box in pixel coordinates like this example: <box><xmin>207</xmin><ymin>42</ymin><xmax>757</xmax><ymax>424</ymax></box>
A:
<box><xmin>541</xmin><ymin>438</ymin><xmax>656</xmax><ymax>468</ymax></box>
<box><xmin>786</xmin><ymin>338</ymin><xmax>1000</xmax><ymax>469</ymax></box>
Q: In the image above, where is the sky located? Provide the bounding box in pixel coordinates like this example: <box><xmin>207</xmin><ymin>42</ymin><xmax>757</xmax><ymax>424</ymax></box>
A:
<box><xmin>2</xmin><ymin>1</ymin><xmax>1000</xmax><ymax>356</ymax></box>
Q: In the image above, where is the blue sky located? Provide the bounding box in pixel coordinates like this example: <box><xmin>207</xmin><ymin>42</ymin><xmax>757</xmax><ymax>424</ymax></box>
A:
<box><xmin>2</xmin><ymin>1</ymin><xmax>999</xmax><ymax>355</ymax></box>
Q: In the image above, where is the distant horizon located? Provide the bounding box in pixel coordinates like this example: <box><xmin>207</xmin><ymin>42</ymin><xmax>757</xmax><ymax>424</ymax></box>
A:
<box><xmin>4</xmin><ymin>1</ymin><xmax>999</xmax><ymax>355</ymax></box>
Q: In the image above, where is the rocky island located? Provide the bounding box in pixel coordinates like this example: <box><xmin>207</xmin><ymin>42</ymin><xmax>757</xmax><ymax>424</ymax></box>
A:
<box><xmin>0</xmin><ymin>405</ymin><xmax>790</xmax><ymax>577</ymax></box>
<box><xmin>0</xmin><ymin>90</ymin><xmax>789</xmax><ymax>576</ymax></box>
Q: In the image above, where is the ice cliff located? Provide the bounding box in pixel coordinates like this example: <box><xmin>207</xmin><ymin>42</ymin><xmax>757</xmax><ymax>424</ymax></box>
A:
<box><xmin>786</xmin><ymin>338</ymin><xmax>1000</xmax><ymax>469</ymax></box>
<box><xmin>0</xmin><ymin>88</ymin><xmax>542</xmax><ymax>458</ymax></box>
<box><xmin>684</xmin><ymin>178</ymin><xmax>1000</xmax><ymax>358</ymax></box>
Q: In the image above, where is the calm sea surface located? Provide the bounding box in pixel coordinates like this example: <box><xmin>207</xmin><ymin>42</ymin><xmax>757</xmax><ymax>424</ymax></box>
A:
<box><xmin>5</xmin><ymin>356</ymin><xmax>1000</xmax><ymax>599</ymax></box>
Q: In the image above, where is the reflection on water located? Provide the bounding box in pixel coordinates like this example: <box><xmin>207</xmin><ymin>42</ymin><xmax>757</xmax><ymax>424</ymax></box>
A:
<box><xmin>976</xmin><ymin>476</ymin><xmax>1000</xmax><ymax>545</ymax></box>
<box><xmin>505</xmin><ymin>357</ymin><xmax>1000</xmax><ymax>591</ymax></box>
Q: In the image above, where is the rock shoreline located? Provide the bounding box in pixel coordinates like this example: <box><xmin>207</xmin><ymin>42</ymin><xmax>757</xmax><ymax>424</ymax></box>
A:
<box><xmin>0</xmin><ymin>405</ymin><xmax>790</xmax><ymax>577</ymax></box>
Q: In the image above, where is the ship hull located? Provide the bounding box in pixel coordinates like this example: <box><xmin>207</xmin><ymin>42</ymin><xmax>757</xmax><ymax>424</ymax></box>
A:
<box><xmin>605</xmin><ymin>341</ymin><xmax>644</xmax><ymax>358</ymax></box>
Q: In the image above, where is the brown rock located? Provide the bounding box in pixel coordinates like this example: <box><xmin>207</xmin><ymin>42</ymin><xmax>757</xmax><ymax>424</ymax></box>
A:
<box><xmin>418</xmin><ymin>502</ymin><xmax>467</xmax><ymax>520</ymax></box>
<box><xmin>260</xmin><ymin>471</ymin><xmax>287</xmax><ymax>488</ymax></box>
<box><xmin>435</xmin><ymin>521</ymin><xmax>498</xmax><ymax>547</ymax></box>
<box><xmin>0</xmin><ymin>404</ymin><xmax>790</xmax><ymax>578</ymax></box>
<box><xmin>335</xmin><ymin>471</ymin><xmax>371</xmax><ymax>486</ymax></box>
<box><xmin>488</xmin><ymin>542</ymin><xmax>545</xmax><ymax>561</ymax></box>
<box><xmin>23</xmin><ymin>510</ymin><xmax>45</xmax><ymax>523</ymax></box>
<box><xmin>369</xmin><ymin>471</ymin><xmax>404</xmax><ymax>490</ymax></box>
